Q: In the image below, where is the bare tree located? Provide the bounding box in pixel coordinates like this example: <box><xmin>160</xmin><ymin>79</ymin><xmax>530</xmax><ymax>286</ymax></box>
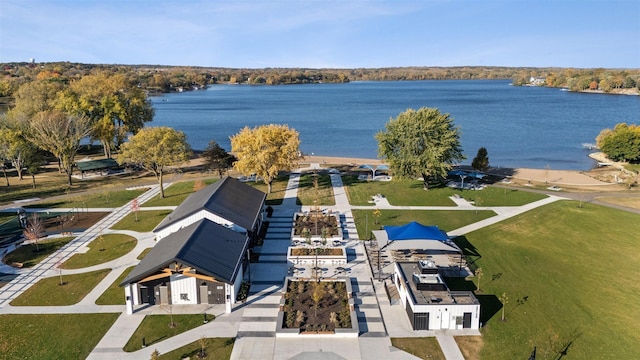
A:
<box><xmin>23</xmin><ymin>213</ymin><xmax>44</xmax><ymax>252</ymax></box>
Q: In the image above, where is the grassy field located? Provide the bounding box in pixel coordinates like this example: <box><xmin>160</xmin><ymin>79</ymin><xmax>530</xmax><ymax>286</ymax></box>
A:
<box><xmin>4</xmin><ymin>236</ymin><xmax>75</xmax><ymax>268</ymax></box>
<box><xmin>390</xmin><ymin>337</ymin><xmax>446</xmax><ymax>360</ymax></box>
<box><xmin>142</xmin><ymin>179</ymin><xmax>218</xmax><ymax>207</ymax></box>
<box><xmin>123</xmin><ymin>314</ymin><xmax>216</xmax><ymax>352</ymax></box>
<box><xmin>453</xmin><ymin>200</ymin><xmax>640</xmax><ymax>359</ymax></box>
<box><xmin>352</xmin><ymin>209</ymin><xmax>496</xmax><ymax>239</ymax></box>
<box><xmin>157</xmin><ymin>337</ymin><xmax>235</xmax><ymax>360</ymax></box>
<box><xmin>95</xmin><ymin>266</ymin><xmax>135</xmax><ymax>305</ymax></box>
<box><xmin>245</xmin><ymin>174</ymin><xmax>289</xmax><ymax>205</ymax></box>
<box><xmin>10</xmin><ymin>269</ymin><xmax>111</xmax><ymax>306</ymax></box>
<box><xmin>0</xmin><ymin>313</ymin><xmax>120</xmax><ymax>359</ymax></box>
<box><xmin>343</xmin><ymin>175</ymin><xmax>547</xmax><ymax>207</ymax></box>
<box><xmin>61</xmin><ymin>234</ymin><xmax>137</xmax><ymax>269</ymax></box>
<box><xmin>110</xmin><ymin>210</ymin><xmax>171</xmax><ymax>232</ymax></box>
<box><xmin>296</xmin><ymin>172</ymin><xmax>335</xmax><ymax>206</ymax></box>
<box><xmin>24</xmin><ymin>188</ymin><xmax>148</xmax><ymax>209</ymax></box>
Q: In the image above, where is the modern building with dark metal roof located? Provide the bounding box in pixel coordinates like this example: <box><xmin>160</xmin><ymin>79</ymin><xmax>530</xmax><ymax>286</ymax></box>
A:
<box><xmin>121</xmin><ymin>177</ymin><xmax>266</xmax><ymax>315</ymax></box>
<box><xmin>121</xmin><ymin>219</ymin><xmax>249</xmax><ymax>314</ymax></box>
<box><xmin>154</xmin><ymin>176</ymin><xmax>267</xmax><ymax>244</ymax></box>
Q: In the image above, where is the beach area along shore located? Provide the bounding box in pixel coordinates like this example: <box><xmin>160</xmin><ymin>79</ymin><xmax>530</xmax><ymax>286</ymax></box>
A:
<box><xmin>300</xmin><ymin>154</ymin><xmax>615</xmax><ymax>187</ymax></box>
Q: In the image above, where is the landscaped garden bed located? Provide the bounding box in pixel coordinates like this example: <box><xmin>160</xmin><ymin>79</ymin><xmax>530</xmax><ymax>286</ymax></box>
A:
<box><xmin>276</xmin><ymin>277</ymin><xmax>358</xmax><ymax>338</ymax></box>
<box><xmin>291</xmin><ymin>210</ymin><xmax>342</xmax><ymax>242</ymax></box>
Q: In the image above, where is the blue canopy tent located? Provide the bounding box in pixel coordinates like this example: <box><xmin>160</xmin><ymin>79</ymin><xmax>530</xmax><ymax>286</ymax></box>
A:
<box><xmin>373</xmin><ymin>221</ymin><xmax>461</xmax><ymax>252</ymax></box>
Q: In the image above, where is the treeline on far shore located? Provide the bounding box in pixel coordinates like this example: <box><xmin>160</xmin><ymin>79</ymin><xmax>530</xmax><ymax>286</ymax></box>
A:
<box><xmin>1</xmin><ymin>61</ymin><xmax>639</xmax><ymax>99</ymax></box>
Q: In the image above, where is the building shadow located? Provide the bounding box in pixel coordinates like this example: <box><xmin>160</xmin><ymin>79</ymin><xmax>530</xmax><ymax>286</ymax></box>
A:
<box><xmin>475</xmin><ymin>294</ymin><xmax>502</xmax><ymax>326</ymax></box>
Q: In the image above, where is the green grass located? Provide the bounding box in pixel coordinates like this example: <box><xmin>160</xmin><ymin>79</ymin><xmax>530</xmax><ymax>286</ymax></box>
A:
<box><xmin>0</xmin><ymin>313</ymin><xmax>120</xmax><ymax>360</ymax></box>
<box><xmin>10</xmin><ymin>269</ymin><xmax>111</xmax><ymax>306</ymax></box>
<box><xmin>3</xmin><ymin>236</ymin><xmax>75</xmax><ymax>268</ymax></box>
<box><xmin>462</xmin><ymin>186</ymin><xmax>547</xmax><ymax>207</ymax></box>
<box><xmin>143</xmin><ymin>179</ymin><xmax>218</xmax><ymax>207</ymax></box>
<box><xmin>391</xmin><ymin>337</ymin><xmax>446</xmax><ymax>360</ymax></box>
<box><xmin>95</xmin><ymin>266</ymin><xmax>135</xmax><ymax>305</ymax></box>
<box><xmin>296</xmin><ymin>172</ymin><xmax>335</xmax><ymax>206</ymax></box>
<box><xmin>123</xmin><ymin>314</ymin><xmax>216</xmax><ymax>352</ymax></box>
<box><xmin>245</xmin><ymin>174</ymin><xmax>289</xmax><ymax>205</ymax></box>
<box><xmin>352</xmin><ymin>209</ymin><xmax>496</xmax><ymax>240</ymax></box>
<box><xmin>343</xmin><ymin>176</ymin><xmax>456</xmax><ymax>206</ymax></box>
<box><xmin>110</xmin><ymin>210</ymin><xmax>171</xmax><ymax>232</ymax></box>
<box><xmin>24</xmin><ymin>188</ymin><xmax>148</xmax><ymax>209</ymax></box>
<box><xmin>137</xmin><ymin>247</ymin><xmax>153</xmax><ymax>260</ymax></box>
<box><xmin>454</xmin><ymin>200</ymin><xmax>640</xmax><ymax>359</ymax></box>
<box><xmin>61</xmin><ymin>234</ymin><xmax>137</xmax><ymax>269</ymax></box>
<box><xmin>158</xmin><ymin>337</ymin><xmax>235</xmax><ymax>360</ymax></box>
<box><xmin>343</xmin><ymin>175</ymin><xmax>547</xmax><ymax>207</ymax></box>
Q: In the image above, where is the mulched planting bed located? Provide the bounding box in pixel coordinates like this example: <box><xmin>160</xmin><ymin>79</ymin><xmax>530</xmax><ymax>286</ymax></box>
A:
<box><xmin>282</xmin><ymin>280</ymin><xmax>351</xmax><ymax>332</ymax></box>
<box><xmin>290</xmin><ymin>248</ymin><xmax>344</xmax><ymax>256</ymax></box>
<box><xmin>293</xmin><ymin>213</ymin><xmax>339</xmax><ymax>236</ymax></box>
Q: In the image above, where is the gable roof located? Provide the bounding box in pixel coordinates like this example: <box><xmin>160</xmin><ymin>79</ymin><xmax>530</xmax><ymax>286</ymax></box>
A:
<box><xmin>154</xmin><ymin>176</ymin><xmax>266</xmax><ymax>232</ymax></box>
<box><xmin>121</xmin><ymin>219</ymin><xmax>248</xmax><ymax>286</ymax></box>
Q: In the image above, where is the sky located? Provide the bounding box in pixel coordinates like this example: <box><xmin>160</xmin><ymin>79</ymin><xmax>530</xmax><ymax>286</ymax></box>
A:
<box><xmin>1</xmin><ymin>0</ymin><xmax>639</xmax><ymax>69</ymax></box>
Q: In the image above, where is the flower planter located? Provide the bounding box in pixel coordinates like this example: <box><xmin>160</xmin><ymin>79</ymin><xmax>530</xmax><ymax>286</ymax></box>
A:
<box><xmin>287</xmin><ymin>246</ymin><xmax>347</xmax><ymax>266</ymax></box>
<box><xmin>291</xmin><ymin>212</ymin><xmax>343</xmax><ymax>242</ymax></box>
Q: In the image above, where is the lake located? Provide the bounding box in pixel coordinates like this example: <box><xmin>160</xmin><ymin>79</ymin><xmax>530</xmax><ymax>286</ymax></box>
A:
<box><xmin>150</xmin><ymin>80</ymin><xmax>640</xmax><ymax>170</ymax></box>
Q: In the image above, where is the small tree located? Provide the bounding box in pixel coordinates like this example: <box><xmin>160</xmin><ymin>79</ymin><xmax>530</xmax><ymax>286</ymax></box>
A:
<box><xmin>198</xmin><ymin>336</ymin><xmax>208</xmax><ymax>358</ymax></box>
<box><xmin>372</xmin><ymin>208</ymin><xmax>382</xmax><ymax>225</ymax></box>
<box><xmin>23</xmin><ymin>213</ymin><xmax>44</xmax><ymax>252</ymax></box>
<box><xmin>150</xmin><ymin>349</ymin><xmax>160</xmax><ymax>360</ymax></box>
<box><xmin>471</xmin><ymin>147</ymin><xmax>490</xmax><ymax>172</ymax></box>
<box><xmin>475</xmin><ymin>268</ymin><xmax>484</xmax><ymax>292</ymax></box>
<box><xmin>302</xmin><ymin>228</ymin><xmax>312</xmax><ymax>245</ymax></box>
<box><xmin>311</xmin><ymin>281</ymin><xmax>325</xmax><ymax>317</ymax></box>
<box><xmin>500</xmin><ymin>292</ymin><xmax>509</xmax><ymax>321</ymax></box>
<box><xmin>193</xmin><ymin>179</ymin><xmax>206</xmax><ymax>192</ymax></box>
<box><xmin>202</xmin><ymin>140</ymin><xmax>236</xmax><ymax>178</ymax></box>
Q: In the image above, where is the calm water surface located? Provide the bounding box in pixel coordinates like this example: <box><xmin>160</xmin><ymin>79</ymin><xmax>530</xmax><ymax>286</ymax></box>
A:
<box><xmin>150</xmin><ymin>80</ymin><xmax>640</xmax><ymax>170</ymax></box>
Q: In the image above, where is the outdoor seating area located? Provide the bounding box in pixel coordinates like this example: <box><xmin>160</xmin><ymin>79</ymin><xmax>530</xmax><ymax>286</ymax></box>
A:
<box><xmin>287</xmin><ymin>264</ymin><xmax>352</xmax><ymax>279</ymax></box>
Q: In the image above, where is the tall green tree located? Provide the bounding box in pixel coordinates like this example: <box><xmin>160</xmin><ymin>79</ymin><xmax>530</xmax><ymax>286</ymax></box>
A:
<box><xmin>230</xmin><ymin>124</ymin><xmax>300</xmax><ymax>194</ymax></box>
<box><xmin>27</xmin><ymin>110</ymin><xmax>91</xmax><ymax>186</ymax></box>
<box><xmin>58</xmin><ymin>72</ymin><xmax>154</xmax><ymax>158</ymax></box>
<box><xmin>375</xmin><ymin>107</ymin><xmax>465</xmax><ymax>189</ymax></box>
<box><xmin>202</xmin><ymin>140</ymin><xmax>236</xmax><ymax>178</ymax></box>
<box><xmin>471</xmin><ymin>147</ymin><xmax>490</xmax><ymax>172</ymax></box>
<box><xmin>118</xmin><ymin>127</ymin><xmax>192</xmax><ymax>198</ymax></box>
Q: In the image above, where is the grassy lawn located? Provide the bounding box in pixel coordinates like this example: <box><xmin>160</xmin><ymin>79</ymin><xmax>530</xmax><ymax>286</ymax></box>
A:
<box><xmin>4</xmin><ymin>236</ymin><xmax>75</xmax><ymax>268</ymax></box>
<box><xmin>95</xmin><ymin>266</ymin><xmax>135</xmax><ymax>305</ymax></box>
<box><xmin>296</xmin><ymin>172</ymin><xmax>335</xmax><ymax>206</ymax></box>
<box><xmin>157</xmin><ymin>337</ymin><xmax>235</xmax><ymax>360</ymax></box>
<box><xmin>352</xmin><ymin>209</ymin><xmax>496</xmax><ymax>240</ymax></box>
<box><xmin>60</xmin><ymin>234</ymin><xmax>137</xmax><ymax>269</ymax></box>
<box><xmin>343</xmin><ymin>176</ymin><xmax>456</xmax><ymax>206</ymax></box>
<box><xmin>245</xmin><ymin>174</ymin><xmax>289</xmax><ymax>205</ymax></box>
<box><xmin>453</xmin><ymin>200</ymin><xmax>640</xmax><ymax>359</ymax></box>
<box><xmin>142</xmin><ymin>179</ymin><xmax>218</xmax><ymax>207</ymax></box>
<box><xmin>343</xmin><ymin>175</ymin><xmax>546</xmax><ymax>207</ymax></box>
<box><xmin>461</xmin><ymin>186</ymin><xmax>547</xmax><ymax>207</ymax></box>
<box><xmin>124</xmin><ymin>314</ymin><xmax>216</xmax><ymax>352</ymax></box>
<box><xmin>137</xmin><ymin>247</ymin><xmax>153</xmax><ymax>260</ymax></box>
<box><xmin>10</xmin><ymin>269</ymin><xmax>111</xmax><ymax>306</ymax></box>
<box><xmin>391</xmin><ymin>337</ymin><xmax>446</xmax><ymax>360</ymax></box>
<box><xmin>0</xmin><ymin>313</ymin><xmax>120</xmax><ymax>359</ymax></box>
<box><xmin>24</xmin><ymin>188</ymin><xmax>148</xmax><ymax>209</ymax></box>
<box><xmin>110</xmin><ymin>210</ymin><xmax>171</xmax><ymax>232</ymax></box>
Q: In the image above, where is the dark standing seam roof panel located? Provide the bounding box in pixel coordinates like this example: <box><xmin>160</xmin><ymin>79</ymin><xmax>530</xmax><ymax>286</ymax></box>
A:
<box><xmin>153</xmin><ymin>176</ymin><xmax>266</xmax><ymax>232</ymax></box>
<box><xmin>121</xmin><ymin>219</ymin><xmax>248</xmax><ymax>286</ymax></box>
